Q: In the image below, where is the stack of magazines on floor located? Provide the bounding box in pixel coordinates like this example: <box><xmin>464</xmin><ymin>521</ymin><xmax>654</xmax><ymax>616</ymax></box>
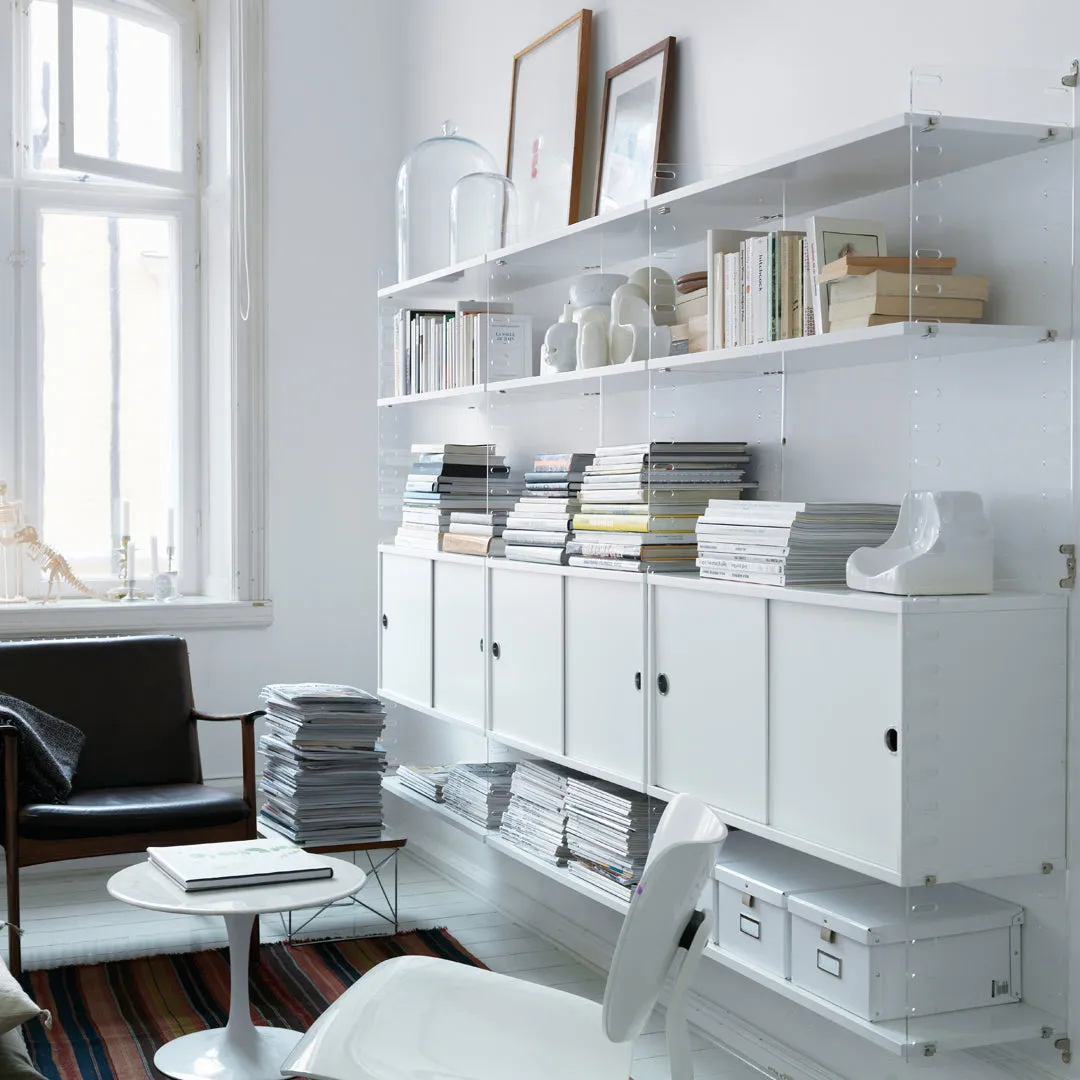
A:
<box><xmin>396</xmin><ymin>443</ymin><xmax>520</xmax><ymax>554</ymax></box>
<box><xmin>565</xmin><ymin>776</ymin><xmax>662</xmax><ymax>902</ymax></box>
<box><xmin>696</xmin><ymin>500</ymin><xmax>901</xmax><ymax>585</ymax></box>
<box><xmin>396</xmin><ymin>764</ymin><xmax>450</xmax><ymax>803</ymax></box>
<box><xmin>444</xmin><ymin>762</ymin><xmax>516</xmax><ymax>827</ymax></box>
<box><xmin>258</xmin><ymin>684</ymin><xmax>387</xmax><ymax>845</ymax></box>
<box><xmin>498</xmin><ymin>760</ymin><xmax>572</xmax><ymax>865</ymax></box>
<box><xmin>568</xmin><ymin>441</ymin><xmax>756</xmax><ymax>572</ymax></box>
<box><xmin>504</xmin><ymin>452</ymin><xmax>594</xmax><ymax>565</ymax></box>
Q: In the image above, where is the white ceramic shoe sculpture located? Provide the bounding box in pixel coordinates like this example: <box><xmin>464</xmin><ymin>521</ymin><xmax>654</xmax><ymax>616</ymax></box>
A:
<box><xmin>846</xmin><ymin>491</ymin><xmax>994</xmax><ymax>595</ymax></box>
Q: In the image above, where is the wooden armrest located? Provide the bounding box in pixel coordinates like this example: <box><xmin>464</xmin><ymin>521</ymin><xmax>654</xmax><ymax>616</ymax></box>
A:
<box><xmin>191</xmin><ymin>709</ymin><xmax>266</xmax><ymax>724</ymax></box>
<box><xmin>0</xmin><ymin>726</ymin><xmax>18</xmax><ymax>742</ymax></box>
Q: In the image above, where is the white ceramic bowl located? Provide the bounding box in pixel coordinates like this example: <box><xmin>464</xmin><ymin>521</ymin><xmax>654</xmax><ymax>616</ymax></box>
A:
<box><xmin>568</xmin><ymin>273</ymin><xmax>628</xmax><ymax>309</ymax></box>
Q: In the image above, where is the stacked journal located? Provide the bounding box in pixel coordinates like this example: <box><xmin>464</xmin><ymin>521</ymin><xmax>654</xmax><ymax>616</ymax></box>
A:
<box><xmin>504</xmin><ymin>452</ymin><xmax>595</xmax><ymax>565</ymax></box>
<box><xmin>696</xmin><ymin>501</ymin><xmax>901</xmax><ymax>586</ymax></box>
<box><xmin>444</xmin><ymin>762</ymin><xmax>516</xmax><ymax>828</ymax></box>
<box><xmin>565</xmin><ymin>777</ymin><xmax>661</xmax><ymax>902</ymax></box>
<box><xmin>568</xmin><ymin>442</ymin><xmax>755</xmax><ymax>572</ymax></box>
<box><xmin>148</xmin><ymin>838</ymin><xmax>332</xmax><ymax>892</ymax></box>
<box><xmin>257</xmin><ymin>683</ymin><xmax>387</xmax><ymax>846</ymax></box>
<box><xmin>396</xmin><ymin>764</ymin><xmax>450</xmax><ymax>803</ymax></box>
<box><xmin>498</xmin><ymin>760</ymin><xmax>572</xmax><ymax>865</ymax></box>
<box><xmin>396</xmin><ymin>443</ymin><xmax>521</xmax><ymax>552</ymax></box>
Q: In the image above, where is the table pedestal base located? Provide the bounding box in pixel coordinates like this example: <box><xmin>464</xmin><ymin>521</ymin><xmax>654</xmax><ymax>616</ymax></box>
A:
<box><xmin>154</xmin><ymin>1026</ymin><xmax>303</xmax><ymax>1080</ymax></box>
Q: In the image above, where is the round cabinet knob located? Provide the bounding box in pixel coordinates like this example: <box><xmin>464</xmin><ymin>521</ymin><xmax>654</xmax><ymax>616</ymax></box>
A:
<box><xmin>381</xmin><ymin>614</ymin><xmax>388</xmax><ymax>628</ymax></box>
<box><xmin>634</xmin><ymin>672</ymin><xmax>642</xmax><ymax>691</ymax></box>
<box><xmin>479</xmin><ymin>638</ymin><xmax>484</xmax><ymax>652</ymax></box>
<box><xmin>657</xmin><ymin>673</ymin><xmax>669</xmax><ymax>695</ymax></box>
<box><xmin>884</xmin><ymin>727</ymin><xmax>899</xmax><ymax>753</ymax></box>
<box><xmin>491</xmin><ymin>642</ymin><xmax>501</xmax><ymax>659</ymax></box>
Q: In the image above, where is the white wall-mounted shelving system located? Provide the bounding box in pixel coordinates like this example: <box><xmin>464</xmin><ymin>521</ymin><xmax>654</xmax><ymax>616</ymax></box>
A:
<box><xmin>375</xmin><ymin>99</ymin><xmax>1077</xmax><ymax>1065</ymax></box>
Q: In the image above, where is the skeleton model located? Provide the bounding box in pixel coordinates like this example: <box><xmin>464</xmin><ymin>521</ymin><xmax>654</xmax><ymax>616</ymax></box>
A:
<box><xmin>13</xmin><ymin>526</ymin><xmax>109</xmax><ymax>603</ymax></box>
<box><xmin>0</xmin><ymin>482</ymin><xmax>25</xmax><ymax>603</ymax></box>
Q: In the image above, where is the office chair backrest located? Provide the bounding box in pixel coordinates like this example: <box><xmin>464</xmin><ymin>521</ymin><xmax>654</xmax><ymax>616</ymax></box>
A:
<box><xmin>601</xmin><ymin>793</ymin><xmax>727</xmax><ymax>1044</ymax></box>
<box><xmin>0</xmin><ymin>635</ymin><xmax>201</xmax><ymax>791</ymax></box>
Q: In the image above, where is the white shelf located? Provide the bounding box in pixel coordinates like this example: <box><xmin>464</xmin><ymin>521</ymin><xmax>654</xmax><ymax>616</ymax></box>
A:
<box><xmin>382</xmin><ymin>775</ymin><xmax>491</xmax><ymax>839</ymax></box>
<box><xmin>485</xmin><ymin>834</ymin><xmax>630</xmax><ymax>914</ymax></box>
<box><xmin>703</xmin><ymin>944</ymin><xmax>1062</xmax><ymax>1059</ymax></box>
<box><xmin>377</xmin><ymin>384</ymin><xmax>484</xmax><ymax>408</ymax></box>
<box><xmin>379</xmin><ymin>689</ymin><xmax>486</xmax><ymax>737</ymax></box>
<box><xmin>487</xmin><ymin>730</ymin><xmax>645</xmax><ymax>793</ymax></box>
<box><xmin>379</xmin><ymin>114</ymin><xmax>1070</xmax><ymax>303</ymax></box>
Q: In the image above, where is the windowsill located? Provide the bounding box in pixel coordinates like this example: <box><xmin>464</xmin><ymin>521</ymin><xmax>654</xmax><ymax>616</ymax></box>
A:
<box><xmin>0</xmin><ymin>596</ymin><xmax>274</xmax><ymax>638</ymax></box>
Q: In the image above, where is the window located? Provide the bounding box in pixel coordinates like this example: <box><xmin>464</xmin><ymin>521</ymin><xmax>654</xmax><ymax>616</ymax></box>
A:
<box><xmin>2</xmin><ymin>0</ymin><xmax>205</xmax><ymax>597</ymax></box>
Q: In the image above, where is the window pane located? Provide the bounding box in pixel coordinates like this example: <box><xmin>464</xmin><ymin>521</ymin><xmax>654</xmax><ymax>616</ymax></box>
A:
<box><xmin>71</xmin><ymin>1</ymin><xmax>180</xmax><ymax>173</ymax></box>
<box><xmin>40</xmin><ymin>210</ymin><xmax>178</xmax><ymax>581</ymax></box>
<box><xmin>27</xmin><ymin>0</ymin><xmax>59</xmax><ymax>171</ymax></box>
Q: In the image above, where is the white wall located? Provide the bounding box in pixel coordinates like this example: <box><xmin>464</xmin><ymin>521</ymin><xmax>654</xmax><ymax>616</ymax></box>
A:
<box><xmin>185</xmin><ymin>0</ymin><xmax>403</xmax><ymax>778</ymax></box>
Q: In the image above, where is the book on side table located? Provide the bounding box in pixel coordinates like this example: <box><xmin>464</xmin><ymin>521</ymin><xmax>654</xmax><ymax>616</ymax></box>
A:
<box><xmin>147</xmin><ymin>838</ymin><xmax>333</xmax><ymax>891</ymax></box>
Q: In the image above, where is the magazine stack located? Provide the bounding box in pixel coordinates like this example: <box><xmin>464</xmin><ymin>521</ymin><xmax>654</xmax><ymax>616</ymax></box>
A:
<box><xmin>444</xmin><ymin>762</ymin><xmax>516</xmax><ymax>828</ymax></box>
<box><xmin>258</xmin><ymin>684</ymin><xmax>387</xmax><ymax>846</ymax></box>
<box><xmin>504</xmin><ymin>452</ymin><xmax>594</xmax><ymax>565</ymax></box>
<box><xmin>396</xmin><ymin>764</ymin><xmax>450</xmax><ymax>803</ymax></box>
<box><xmin>498</xmin><ymin>760</ymin><xmax>572</xmax><ymax>865</ymax></box>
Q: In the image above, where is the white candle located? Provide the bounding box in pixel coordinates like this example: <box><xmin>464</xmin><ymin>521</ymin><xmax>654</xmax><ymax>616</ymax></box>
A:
<box><xmin>126</xmin><ymin>543</ymin><xmax>136</xmax><ymax>582</ymax></box>
<box><xmin>150</xmin><ymin>536</ymin><xmax>159</xmax><ymax>576</ymax></box>
<box><xmin>167</xmin><ymin>509</ymin><xmax>175</xmax><ymax>550</ymax></box>
<box><xmin>122</xmin><ymin>501</ymin><xmax>130</xmax><ymax>538</ymax></box>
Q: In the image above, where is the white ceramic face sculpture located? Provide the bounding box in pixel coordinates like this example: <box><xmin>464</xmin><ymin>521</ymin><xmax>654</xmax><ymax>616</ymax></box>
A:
<box><xmin>610</xmin><ymin>283</ymin><xmax>672</xmax><ymax>363</ymax></box>
<box><xmin>575</xmin><ymin>308</ymin><xmax>610</xmax><ymax>368</ymax></box>
<box><xmin>568</xmin><ymin>272</ymin><xmax>628</xmax><ymax>310</ymax></box>
<box><xmin>542</xmin><ymin>321</ymin><xmax>578</xmax><ymax>374</ymax></box>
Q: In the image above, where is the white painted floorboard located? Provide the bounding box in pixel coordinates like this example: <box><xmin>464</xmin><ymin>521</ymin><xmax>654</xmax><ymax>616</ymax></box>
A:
<box><xmin>3</xmin><ymin>852</ymin><xmax>763</xmax><ymax>1080</ymax></box>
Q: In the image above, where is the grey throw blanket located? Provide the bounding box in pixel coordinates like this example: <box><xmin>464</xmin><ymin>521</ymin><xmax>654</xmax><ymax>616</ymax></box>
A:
<box><xmin>0</xmin><ymin>695</ymin><xmax>85</xmax><ymax>805</ymax></box>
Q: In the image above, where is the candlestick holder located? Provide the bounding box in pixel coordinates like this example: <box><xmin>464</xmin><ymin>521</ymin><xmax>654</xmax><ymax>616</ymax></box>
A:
<box><xmin>116</xmin><ymin>535</ymin><xmax>131</xmax><ymax>584</ymax></box>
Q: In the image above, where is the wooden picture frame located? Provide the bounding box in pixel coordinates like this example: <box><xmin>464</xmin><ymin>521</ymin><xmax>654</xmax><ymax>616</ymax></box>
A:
<box><xmin>593</xmin><ymin>36</ymin><xmax>675</xmax><ymax>217</ymax></box>
<box><xmin>506</xmin><ymin>9</ymin><xmax>592</xmax><ymax>237</ymax></box>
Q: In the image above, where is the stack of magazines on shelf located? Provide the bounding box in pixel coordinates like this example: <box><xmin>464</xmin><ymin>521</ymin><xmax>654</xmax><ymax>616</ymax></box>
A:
<box><xmin>443</xmin><ymin>762</ymin><xmax>516</xmax><ymax>828</ymax></box>
<box><xmin>258</xmin><ymin>684</ymin><xmax>387</xmax><ymax>845</ymax></box>
<box><xmin>498</xmin><ymin>760</ymin><xmax>572</xmax><ymax>865</ymax></box>
<box><xmin>504</xmin><ymin>452</ymin><xmax>595</xmax><ymax>565</ymax></box>
<box><xmin>568</xmin><ymin>442</ymin><xmax>756</xmax><ymax>573</ymax></box>
<box><xmin>396</xmin><ymin>443</ymin><xmax>521</xmax><ymax>553</ymax></box>
<box><xmin>396</xmin><ymin>764</ymin><xmax>450</xmax><ymax>803</ymax></box>
<box><xmin>696</xmin><ymin>500</ymin><xmax>901</xmax><ymax>586</ymax></box>
<box><xmin>565</xmin><ymin>776</ymin><xmax>663</xmax><ymax>903</ymax></box>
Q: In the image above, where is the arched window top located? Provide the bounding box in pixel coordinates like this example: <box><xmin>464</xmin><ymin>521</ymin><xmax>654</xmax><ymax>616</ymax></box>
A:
<box><xmin>56</xmin><ymin>0</ymin><xmax>198</xmax><ymax>190</ymax></box>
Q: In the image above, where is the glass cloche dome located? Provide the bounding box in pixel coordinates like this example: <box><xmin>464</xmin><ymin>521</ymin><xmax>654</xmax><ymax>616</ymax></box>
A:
<box><xmin>396</xmin><ymin>122</ymin><xmax>500</xmax><ymax>283</ymax></box>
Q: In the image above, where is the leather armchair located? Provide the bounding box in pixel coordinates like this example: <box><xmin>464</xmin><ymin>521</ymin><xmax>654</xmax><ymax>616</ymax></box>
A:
<box><xmin>0</xmin><ymin>635</ymin><xmax>262</xmax><ymax>973</ymax></box>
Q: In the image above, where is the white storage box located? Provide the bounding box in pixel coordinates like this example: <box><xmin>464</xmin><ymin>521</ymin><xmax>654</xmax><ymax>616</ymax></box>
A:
<box><xmin>787</xmin><ymin>883</ymin><xmax>1023</xmax><ymax>1021</ymax></box>
<box><xmin>713</xmin><ymin>832</ymin><xmax>870</xmax><ymax>979</ymax></box>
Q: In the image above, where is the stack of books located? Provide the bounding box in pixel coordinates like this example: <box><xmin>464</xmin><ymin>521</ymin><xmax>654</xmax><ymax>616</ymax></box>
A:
<box><xmin>819</xmin><ymin>255</ymin><xmax>985</xmax><ymax>332</ymax></box>
<box><xmin>443</xmin><ymin>762</ymin><xmax>516</xmax><ymax>828</ymax></box>
<box><xmin>498</xmin><ymin>760</ymin><xmax>572</xmax><ymax>865</ymax></box>
<box><xmin>504</xmin><ymin>452</ymin><xmax>595</xmax><ymax>565</ymax></box>
<box><xmin>568</xmin><ymin>442</ymin><xmax>755</xmax><ymax>573</ymax></box>
<box><xmin>442</xmin><ymin>509</ymin><xmax>509</xmax><ymax>557</ymax></box>
<box><xmin>148</xmin><ymin>838</ymin><xmax>333</xmax><ymax>892</ymax></box>
<box><xmin>396</xmin><ymin>443</ymin><xmax>521</xmax><ymax>551</ymax></box>
<box><xmin>564</xmin><ymin>776</ymin><xmax>662</xmax><ymax>902</ymax></box>
<box><xmin>396</xmin><ymin>764</ymin><xmax>450</xmax><ymax>803</ymax></box>
<box><xmin>257</xmin><ymin>684</ymin><xmax>387</xmax><ymax>846</ymax></box>
<box><xmin>696</xmin><ymin>501</ymin><xmax>901</xmax><ymax>586</ymax></box>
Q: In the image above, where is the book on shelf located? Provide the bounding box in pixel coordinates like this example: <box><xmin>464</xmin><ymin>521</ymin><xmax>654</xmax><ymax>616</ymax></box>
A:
<box><xmin>567</xmin><ymin>555</ymin><xmax>697</xmax><ymax>573</ymax></box>
<box><xmin>396</xmin><ymin>764</ymin><xmax>450</xmax><ymax>803</ymax></box>
<box><xmin>829</xmin><ymin>271</ymin><xmax>988</xmax><ymax>304</ymax></box>
<box><xmin>502</xmin><ymin>528</ymin><xmax>570</xmax><ymax>547</ymax></box>
<box><xmin>573</xmin><ymin>513</ymin><xmax>699</xmax><ymax>531</ymax></box>
<box><xmin>532</xmin><ymin>453</ymin><xmax>595</xmax><ymax>473</ymax></box>
<box><xmin>409</xmin><ymin>461</ymin><xmax>511</xmax><ymax>478</ymax></box>
<box><xmin>580</xmin><ymin>487</ymin><xmax>750</xmax><ymax>504</ymax></box>
<box><xmin>412</xmin><ymin>443</ymin><xmax>496</xmax><ymax>456</ymax></box>
<box><xmin>567</xmin><ymin>539</ymin><xmax>697</xmax><ymax>558</ymax></box>
<box><xmin>504</xmin><ymin>544</ymin><xmax>568</xmax><ymax>565</ymax></box>
<box><xmin>597</xmin><ymin>441</ymin><xmax>748</xmax><ymax>456</ymax></box>
<box><xmin>505</xmin><ymin>514</ymin><xmax>574</xmax><ymax>531</ymax></box>
<box><xmin>440</xmin><ymin>533</ymin><xmax>506</xmax><ymax>557</ymax></box>
<box><xmin>147</xmin><ymin>838</ymin><xmax>332</xmax><ymax>892</ymax></box>
<box><xmin>817</xmin><ymin>254</ymin><xmax>957</xmax><ymax>284</ymax></box>
<box><xmin>828</xmin><ymin>295</ymin><xmax>983</xmax><ymax>322</ymax></box>
<box><xmin>449</xmin><ymin>510</ymin><xmax>509</xmax><ymax>526</ymax></box>
<box><xmin>448</xmin><ymin>522</ymin><xmax>505</xmax><ymax>537</ymax></box>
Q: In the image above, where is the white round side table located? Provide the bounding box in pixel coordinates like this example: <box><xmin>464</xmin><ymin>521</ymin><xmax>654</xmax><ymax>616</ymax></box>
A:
<box><xmin>108</xmin><ymin>857</ymin><xmax>367</xmax><ymax>1080</ymax></box>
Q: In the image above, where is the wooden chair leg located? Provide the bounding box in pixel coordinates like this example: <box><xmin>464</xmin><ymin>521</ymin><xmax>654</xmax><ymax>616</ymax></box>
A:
<box><xmin>6</xmin><ymin>847</ymin><xmax>20</xmax><ymax>977</ymax></box>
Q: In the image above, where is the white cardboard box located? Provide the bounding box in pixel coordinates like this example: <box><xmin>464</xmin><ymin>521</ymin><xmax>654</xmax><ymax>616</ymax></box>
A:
<box><xmin>713</xmin><ymin>832</ymin><xmax>871</xmax><ymax>979</ymax></box>
<box><xmin>787</xmin><ymin>883</ymin><xmax>1023</xmax><ymax>1021</ymax></box>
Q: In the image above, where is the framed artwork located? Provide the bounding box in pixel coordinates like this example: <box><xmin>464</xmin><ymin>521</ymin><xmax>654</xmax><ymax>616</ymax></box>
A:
<box><xmin>594</xmin><ymin>37</ymin><xmax>675</xmax><ymax>217</ymax></box>
<box><xmin>807</xmin><ymin>217</ymin><xmax>888</xmax><ymax>333</ymax></box>
<box><xmin>506</xmin><ymin>10</ymin><xmax>592</xmax><ymax>240</ymax></box>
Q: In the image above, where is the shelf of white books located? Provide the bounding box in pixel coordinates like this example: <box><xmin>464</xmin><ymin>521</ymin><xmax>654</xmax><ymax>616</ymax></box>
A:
<box><xmin>485</xmin><ymin>833</ymin><xmax>630</xmax><ymax>914</ymax></box>
<box><xmin>487</xmin><ymin>731</ymin><xmax>646</xmax><ymax>794</ymax></box>
<box><xmin>702</xmin><ymin>944</ymin><xmax>1062</xmax><ymax>1059</ymax></box>
<box><xmin>382</xmin><ymin>775</ymin><xmax>492</xmax><ymax>839</ymax></box>
<box><xmin>379</xmin><ymin>115</ymin><xmax>1070</xmax><ymax>305</ymax></box>
<box><xmin>649</xmin><ymin>323</ymin><xmax>1054</xmax><ymax>381</ymax></box>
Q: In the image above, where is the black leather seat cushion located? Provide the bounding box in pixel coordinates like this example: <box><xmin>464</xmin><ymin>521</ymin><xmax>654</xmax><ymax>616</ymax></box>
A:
<box><xmin>17</xmin><ymin>784</ymin><xmax>249</xmax><ymax>840</ymax></box>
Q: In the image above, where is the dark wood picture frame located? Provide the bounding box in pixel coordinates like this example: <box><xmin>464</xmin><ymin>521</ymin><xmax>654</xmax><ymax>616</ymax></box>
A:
<box><xmin>593</xmin><ymin>36</ymin><xmax>675</xmax><ymax>217</ymax></box>
<box><xmin>506</xmin><ymin>9</ymin><xmax>593</xmax><ymax>229</ymax></box>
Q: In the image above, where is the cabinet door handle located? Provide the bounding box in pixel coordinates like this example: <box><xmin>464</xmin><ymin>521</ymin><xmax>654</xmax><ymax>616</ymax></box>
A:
<box><xmin>491</xmin><ymin>642</ymin><xmax>501</xmax><ymax>659</ymax></box>
<box><xmin>884</xmin><ymin>727</ymin><xmax>899</xmax><ymax>753</ymax></box>
<box><xmin>634</xmin><ymin>672</ymin><xmax>641</xmax><ymax>691</ymax></box>
<box><xmin>480</xmin><ymin>638</ymin><xmax>484</xmax><ymax>652</ymax></box>
<box><xmin>381</xmin><ymin>614</ymin><xmax>388</xmax><ymax>629</ymax></box>
<box><xmin>657</xmin><ymin>673</ymin><xmax>669</xmax><ymax>695</ymax></box>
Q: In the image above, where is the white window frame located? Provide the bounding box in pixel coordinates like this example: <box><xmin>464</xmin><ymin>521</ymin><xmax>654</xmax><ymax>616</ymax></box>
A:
<box><xmin>56</xmin><ymin>0</ymin><xmax>199</xmax><ymax>192</ymax></box>
<box><xmin>17</xmin><ymin>186</ymin><xmax>200</xmax><ymax>593</ymax></box>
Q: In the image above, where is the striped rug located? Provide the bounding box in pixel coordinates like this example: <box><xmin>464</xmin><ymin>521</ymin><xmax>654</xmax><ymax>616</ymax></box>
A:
<box><xmin>21</xmin><ymin>929</ymin><xmax>483</xmax><ymax>1080</ymax></box>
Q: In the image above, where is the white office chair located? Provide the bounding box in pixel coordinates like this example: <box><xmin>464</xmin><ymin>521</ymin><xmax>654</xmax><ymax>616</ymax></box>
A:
<box><xmin>281</xmin><ymin>793</ymin><xmax>727</xmax><ymax>1080</ymax></box>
